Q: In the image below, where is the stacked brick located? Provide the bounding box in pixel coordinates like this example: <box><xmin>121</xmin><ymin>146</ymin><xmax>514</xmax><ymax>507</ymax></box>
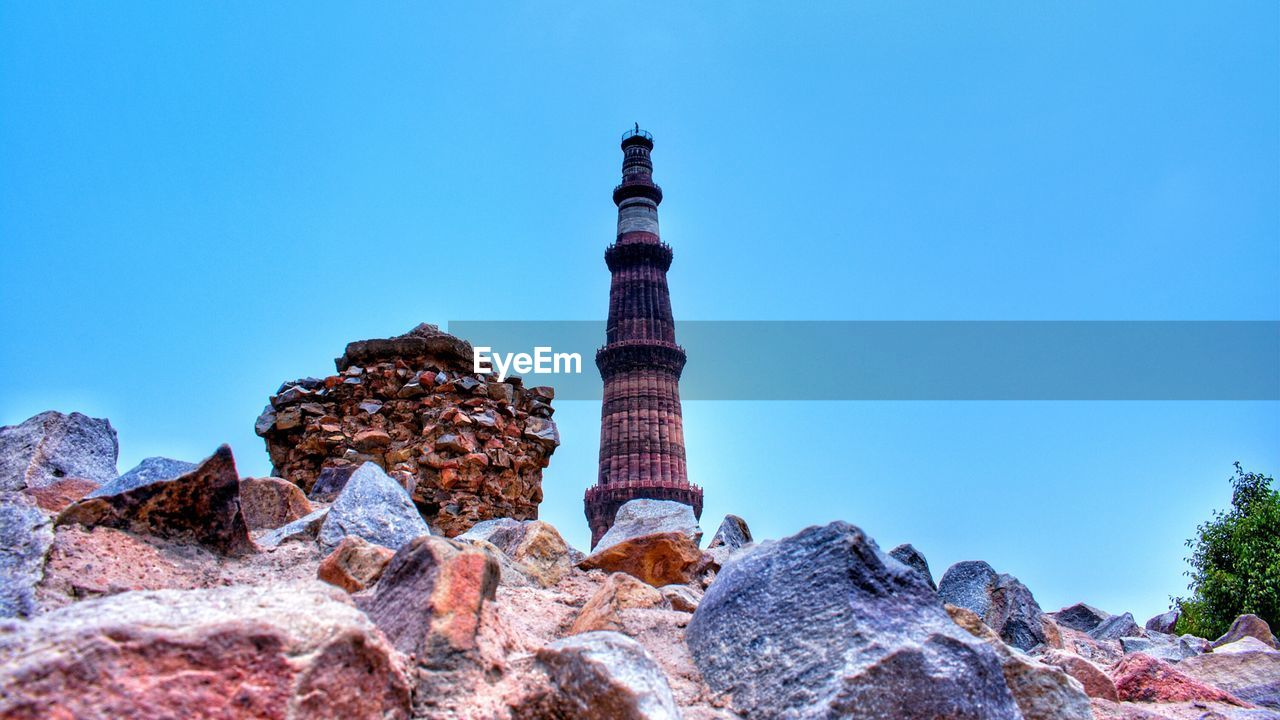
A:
<box><xmin>256</xmin><ymin>324</ymin><xmax>559</xmax><ymax>537</ymax></box>
<box><xmin>585</xmin><ymin>128</ymin><xmax>703</xmax><ymax>547</ymax></box>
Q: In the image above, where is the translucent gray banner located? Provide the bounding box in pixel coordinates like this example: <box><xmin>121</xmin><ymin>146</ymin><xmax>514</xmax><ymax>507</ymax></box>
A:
<box><xmin>446</xmin><ymin>321</ymin><xmax>1280</xmax><ymax>400</ymax></box>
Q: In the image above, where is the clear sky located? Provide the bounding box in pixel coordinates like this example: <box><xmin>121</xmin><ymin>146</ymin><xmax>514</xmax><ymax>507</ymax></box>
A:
<box><xmin>2</xmin><ymin>3</ymin><xmax>1277</xmax><ymax>622</ymax></box>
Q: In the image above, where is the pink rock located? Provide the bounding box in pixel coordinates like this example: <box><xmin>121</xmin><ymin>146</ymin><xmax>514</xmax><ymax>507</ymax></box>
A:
<box><xmin>0</xmin><ymin>583</ymin><xmax>411</xmax><ymax>719</ymax></box>
<box><xmin>1111</xmin><ymin>652</ymin><xmax>1247</xmax><ymax>706</ymax></box>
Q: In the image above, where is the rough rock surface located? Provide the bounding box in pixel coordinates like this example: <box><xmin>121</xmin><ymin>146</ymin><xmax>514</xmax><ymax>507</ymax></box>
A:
<box><xmin>1055</xmin><ymin>603</ymin><xmax>1111</xmax><ymax>633</ymax></box>
<box><xmin>318</xmin><ymin>535</ymin><xmax>396</xmax><ymax>593</ymax></box>
<box><xmin>257</xmin><ymin>507</ymin><xmax>328</xmax><ymax>548</ymax></box>
<box><xmin>686</xmin><ymin>521</ymin><xmax>1022</xmax><ymax>719</ymax></box>
<box><xmin>1039</xmin><ymin>648</ymin><xmax>1121</xmax><ymax>701</ymax></box>
<box><xmin>0</xmin><ymin>411</ymin><xmax>118</xmax><ymax>491</ymax></box>
<box><xmin>946</xmin><ymin>603</ymin><xmax>1094</xmax><ymax>720</ymax></box>
<box><xmin>56</xmin><ymin>445</ymin><xmax>254</xmax><ymax>556</ymax></box>
<box><xmin>97</xmin><ymin>456</ymin><xmax>196</xmax><ymax>495</ymax></box>
<box><xmin>1179</xmin><ymin>637</ymin><xmax>1280</xmax><ymax>709</ymax></box>
<box><xmin>707</xmin><ymin>514</ymin><xmax>751</xmax><ymax>550</ymax></box>
<box><xmin>257</xmin><ymin>324</ymin><xmax>559</xmax><ymax>537</ymax></box>
<box><xmin>1112</xmin><ymin>652</ymin><xmax>1248</xmax><ymax>705</ymax></box>
<box><xmin>580</xmin><ymin>499</ymin><xmax>704</xmax><ymax>587</ymax></box>
<box><xmin>938</xmin><ymin>559</ymin><xmax>1047</xmax><ymax>650</ymax></box>
<box><xmin>1146</xmin><ymin>609</ymin><xmax>1180</xmax><ymax>635</ymax></box>
<box><xmin>570</xmin><ymin>572</ymin><xmax>664</xmax><ymax>635</ymax></box>
<box><xmin>361</xmin><ymin>535</ymin><xmax>498</xmax><ymax>660</ymax></box>
<box><xmin>521</xmin><ymin>631</ymin><xmax>682</xmax><ymax>720</ymax></box>
<box><xmin>1093</xmin><ymin>612</ymin><xmax>1144</xmax><ymax>641</ymax></box>
<box><xmin>1120</xmin><ymin>634</ymin><xmax>1209</xmax><ymax>663</ymax></box>
<box><xmin>457</xmin><ymin>518</ymin><xmax>574</xmax><ymax>587</ymax></box>
<box><xmin>23</xmin><ymin>477</ymin><xmax>99</xmax><ymax>513</ymax></box>
<box><xmin>0</xmin><ymin>491</ymin><xmax>54</xmax><ymax>618</ymax></box>
<box><xmin>316</xmin><ymin>462</ymin><xmax>430</xmax><ymax>551</ymax></box>
<box><xmin>0</xmin><ymin>582</ymin><xmax>411</xmax><ymax>719</ymax></box>
<box><xmin>889</xmin><ymin>542</ymin><xmax>937</xmax><ymax>590</ymax></box>
<box><xmin>239</xmin><ymin>476</ymin><xmax>313</xmax><ymax>530</ymax></box>
<box><xmin>1213</xmin><ymin>614</ymin><xmax>1278</xmax><ymax>649</ymax></box>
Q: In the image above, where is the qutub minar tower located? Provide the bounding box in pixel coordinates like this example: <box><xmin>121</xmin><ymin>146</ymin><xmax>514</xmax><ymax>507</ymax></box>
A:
<box><xmin>584</xmin><ymin>126</ymin><xmax>703</xmax><ymax>547</ymax></box>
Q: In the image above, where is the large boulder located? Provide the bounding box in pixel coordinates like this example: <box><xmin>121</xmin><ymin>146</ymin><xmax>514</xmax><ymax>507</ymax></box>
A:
<box><xmin>238</xmin><ymin>476</ymin><xmax>313</xmax><ymax>530</ymax></box>
<box><xmin>357</xmin><ymin>535</ymin><xmax>500</xmax><ymax>719</ymax></box>
<box><xmin>0</xmin><ymin>491</ymin><xmax>54</xmax><ymax>618</ymax></box>
<box><xmin>937</xmin><ymin>560</ymin><xmax>1046</xmax><ymax>650</ymax></box>
<box><xmin>1091</xmin><ymin>612</ymin><xmax>1142</xmax><ymax>641</ymax></box>
<box><xmin>56</xmin><ymin>445</ymin><xmax>253</xmax><ymax>556</ymax></box>
<box><xmin>1179</xmin><ymin>637</ymin><xmax>1280</xmax><ymax>709</ymax></box>
<box><xmin>360</xmin><ymin>535</ymin><xmax>498</xmax><ymax>661</ymax></box>
<box><xmin>316</xmin><ymin>462</ymin><xmax>430</xmax><ymax>552</ymax></box>
<box><xmin>946</xmin><ymin>604</ymin><xmax>1093</xmax><ymax>720</ymax></box>
<box><xmin>686</xmin><ymin>521</ymin><xmax>1022</xmax><ymax>719</ymax></box>
<box><xmin>1213</xmin><ymin>614</ymin><xmax>1277</xmax><ymax>649</ymax></box>
<box><xmin>0</xmin><ymin>411</ymin><xmax>118</xmax><ymax>491</ymax></box>
<box><xmin>580</xmin><ymin>500</ymin><xmax>703</xmax><ymax>587</ymax></box>
<box><xmin>888</xmin><ymin>543</ymin><xmax>936</xmax><ymax>590</ymax></box>
<box><xmin>1053</xmin><ymin>603</ymin><xmax>1110</xmax><ymax>633</ymax></box>
<box><xmin>569</xmin><ymin>572</ymin><xmax>664</xmax><ymax>635</ymax></box>
<box><xmin>457</xmin><ymin>517</ymin><xmax>574</xmax><ymax>587</ymax></box>
<box><xmin>519</xmin><ymin>631</ymin><xmax>681</xmax><ymax>720</ymax></box>
<box><xmin>1111</xmin><ymin>652</ymin><xmax>1248</xmax><ymax>705</ymax></box>
<box><xmin>99</xmin><ymin>457</ymin><xmax>196</xmax><ymax>495</ymax></box>
<box><xmin>0</xmin><ymin>583</ymin><xmax>411</xmax><ymax>719</ymax></box>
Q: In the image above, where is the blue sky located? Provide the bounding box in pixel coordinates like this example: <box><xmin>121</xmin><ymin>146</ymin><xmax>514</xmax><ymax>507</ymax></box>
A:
<box><xmin>2</xmin><ymin>3</ymin><xmax>1276</xmax><ymax>621</ymax></box>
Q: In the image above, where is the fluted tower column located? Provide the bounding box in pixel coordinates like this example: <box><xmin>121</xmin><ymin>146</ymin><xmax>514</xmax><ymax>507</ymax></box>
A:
<box><xmin>584</xmin><ymin>126</ymin><xmax>703</xmax><ymax>547</ymax></box>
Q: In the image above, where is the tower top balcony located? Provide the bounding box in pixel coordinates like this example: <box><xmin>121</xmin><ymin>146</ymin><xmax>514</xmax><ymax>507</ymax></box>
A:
<box><xmin>621</xmin><ymin>124</ymin><xmax>654</xmax><ymax>149</ymax></box>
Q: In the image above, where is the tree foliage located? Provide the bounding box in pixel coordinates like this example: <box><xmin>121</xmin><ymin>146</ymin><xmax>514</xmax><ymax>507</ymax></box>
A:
<box><xmin>1173</xmin><ymin>463</ymin><xmax>1280</xmax><ymax>639</ymax></box>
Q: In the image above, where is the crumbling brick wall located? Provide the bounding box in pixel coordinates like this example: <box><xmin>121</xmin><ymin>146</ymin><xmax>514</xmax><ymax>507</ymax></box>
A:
<box><xmin>256</xmin><ymin>324</ymin><xmax>559</xmax><ymax>536</ymax></box>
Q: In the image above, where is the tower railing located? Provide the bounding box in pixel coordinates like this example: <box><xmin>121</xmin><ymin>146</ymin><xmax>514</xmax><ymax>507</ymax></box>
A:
<box><xmin>621</xmin><ymin>127</ymin><xmax>653</xmax><ymax>142</ymax></box>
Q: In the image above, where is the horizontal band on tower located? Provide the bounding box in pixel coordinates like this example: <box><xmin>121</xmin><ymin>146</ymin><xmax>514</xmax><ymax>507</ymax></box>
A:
<box><xmin>612</xmin><ymin>181</ymin><xmax>663</xmax><ymax>205</ymax></box>
<box><xmin>595</xmin><ymin>341</ymin><xmax>687</xmax><ymax>379</ymax></box>
<box><xmin>605</xmin><ymin>241</ymin><xmax>673</xmax><ymax>271</ymax></box>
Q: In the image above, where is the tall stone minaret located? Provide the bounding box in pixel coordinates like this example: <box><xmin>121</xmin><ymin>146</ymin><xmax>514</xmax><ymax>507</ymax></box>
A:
<box><xmin>584</xmin><ymin>126</ymin><xmax>702</xmax><ymax>547</ymax></box>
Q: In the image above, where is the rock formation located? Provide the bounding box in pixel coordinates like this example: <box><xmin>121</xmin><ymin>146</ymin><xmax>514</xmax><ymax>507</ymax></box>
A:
<box><xmin>256</xmin><ymin>324</ymin><xmax>559</xmax><ymax>537</ymax></box>
<box><xmin>938</xmin><ymin>559</ymin><xmax>1047</xmax><ymax>650</ymax></box>
<box><xmin>2</xmin><ymin>407</ymin><xmax>1276</xmax><ymax>720</ymax></box>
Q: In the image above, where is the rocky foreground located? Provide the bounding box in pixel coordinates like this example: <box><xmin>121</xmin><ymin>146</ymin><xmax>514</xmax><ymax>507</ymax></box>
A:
<box><xmin>1</xmin><ymin>411</ymin><xmax>1279</xmax><ymax>719</ymax></box>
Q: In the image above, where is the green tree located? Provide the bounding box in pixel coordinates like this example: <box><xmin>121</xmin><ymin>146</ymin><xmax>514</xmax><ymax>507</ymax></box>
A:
<box><xmin>1173</xmin><ymin>463</ymin><xmax>1280</xmax><ymax>639</ymax></box>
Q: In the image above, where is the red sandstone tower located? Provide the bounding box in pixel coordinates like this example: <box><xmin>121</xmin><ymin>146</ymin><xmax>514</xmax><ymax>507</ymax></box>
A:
<box><xmin>584</xmin><ymin>126</ymin><xmax>703</xmax><ymax>547</ymax></box>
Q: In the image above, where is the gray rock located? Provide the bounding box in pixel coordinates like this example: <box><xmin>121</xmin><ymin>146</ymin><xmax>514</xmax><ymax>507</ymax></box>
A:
<box><xmin>457</xmin><ymin>517</ymin><xmax>524</xmax><ymax>547</ymax></box>
<box><xmin>532</xmin><ymin>631</ymin><xmax>681</xmax><ymax>720</ymax></box>
<box><xmin>686</xmin><ymin>521</ymin><xmax>1021</xmax><ymax>719</ymax></box>
<box><xmin>938</xmin><ymin>560</ymin><xmax>1046</xmax><ymax>650</ymax></box>
<box><xmin>707</xmin><ymin>514</ymin><xmax>751</xmax><ymax>550</ymax></box>
<box><xmin>309</xmin><ymin>465</ymin><xmax>358</xmax><ymax>502</ymax></box>
<box><xmin>1051</xmin><ymin>602</ymin><xmax>1110</xmax><ymax>633</ymax></box>
<box><xmin>0</xmin><ymin>411</ymin><xmax>118</xmax><ymax>491</ymax></box>
<box><xmin>888</xmin><ymin>543</ymin><xmax>936</xmax><ymax>590</ymax></box>
<box><xmin>1090</xmin><ymin>612</ymin><xmax>1141</xmax><ymax>641</ymax></box>
<box><xmin>1120</xmin><ymin>633</ymin><xmax>1206</xmax><ymax>662</ymax></box>
<box><xmin>91</xmin><ymin>457</ymin><xmax>196</xmax><ymax>497</ymax></box>
<box><xmin>658</xmin><ymin>584</ymin><xmax>700</xmax><ymax>612</ymax></box>
<box><xmin>1145</xmin><ymin>609</ymin><xmax>1180</xmax><ymax>635</ymax></box>
<box><xmin>1179</xmin><ymin>637</ymin><xmax>1280</xmax><ymax>710</ymax></box>
<box><xmin>253</xmin><ymin>405</ymin><xmax>276</xmax><ymax>436</ymax></box>
<box><xmin>592</xmin><ymin>499</ymin><xmax>701</xmax><ymax>555</ymax></box>
<box><xmin>0</xmin><ymin>492</ymin><xmax>54</xmax><ymax>618</ymax></box>
<box><xmin>1213</xmin><ymin>614</ymin><xmax>1277</xmax><ymax>649</ymax></box>
<box><xmin>257</xmin><ymin>508</ymin><xmax>328</xmax><ymax>548</ymax></box>
<box><xmin>317</xmin><ymin>462</ymin><xmax>429</xmax><ymax>551</ymax></box>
